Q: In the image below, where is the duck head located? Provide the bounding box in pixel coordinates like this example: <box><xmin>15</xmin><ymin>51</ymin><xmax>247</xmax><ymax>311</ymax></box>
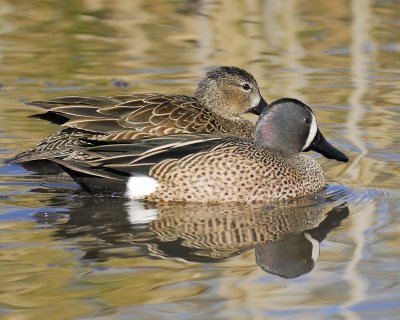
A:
<box><xmin>194</xmin><ymin>66</ymin><xmax>268</xmax><ymax>118</ymax></box>
<box><xmin>254</xmin><ymin>98</ymin><xmax>349</xmax><ymax>162</ymax></box>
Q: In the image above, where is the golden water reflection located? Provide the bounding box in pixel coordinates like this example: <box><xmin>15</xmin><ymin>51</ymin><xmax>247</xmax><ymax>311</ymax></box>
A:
<box><xmin>0</xmin><ymin>195</ymin><xmax>349</xmax><ymax>319</ymax></box>
<box><xmin>50</xmin><ymin>197</ymin><xmax>349</xmax><ymax>277</ymax></box>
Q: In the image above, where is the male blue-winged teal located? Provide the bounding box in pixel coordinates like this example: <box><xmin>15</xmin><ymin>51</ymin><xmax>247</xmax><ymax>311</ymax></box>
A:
<box><xmin>10</xmin><ymin>66</ymin><xmax>267</xmax><ymax>164</ymax></box>
<box><xmin>43</xmin><ymin>98</ymin><xmax>348</xmax><ymax>203</ymax></box>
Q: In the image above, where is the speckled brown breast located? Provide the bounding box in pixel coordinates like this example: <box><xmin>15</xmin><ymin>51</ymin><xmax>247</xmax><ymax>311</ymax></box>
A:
<box><xmin>146</xmin><ymin>139</ymin><xmax>326</xmax><ymax>203</ymax></box>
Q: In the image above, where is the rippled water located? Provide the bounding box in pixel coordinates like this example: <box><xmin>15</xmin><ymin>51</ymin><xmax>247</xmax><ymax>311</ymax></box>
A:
<box><xmin>0</xmin><ymin>1</ymin><xmax>399</xmax><ymax>319</ymax></box>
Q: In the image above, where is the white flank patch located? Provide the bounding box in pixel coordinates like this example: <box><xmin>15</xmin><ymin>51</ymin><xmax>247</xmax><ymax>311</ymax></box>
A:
<box><xmin>304</xmin><ymin>232</ymin><xmax>320</xmax><ymax>264</ymax></box>
<box><xmin>127</xmin><ymin>201</ymin><xmax>159</xmax><ymax>224</ymax></box>
<box><xmin>301</xmin><ymin>114</ymin><xmax>318</xmax><ymax>151</ymax></box>
<box><xmin>126</xmin><ymin>176</ymin><xmax>159</xmax><ymax>199</ymax></box>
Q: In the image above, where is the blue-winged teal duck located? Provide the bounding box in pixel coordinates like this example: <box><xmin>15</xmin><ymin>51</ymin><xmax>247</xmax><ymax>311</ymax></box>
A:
<box><xmin>10</xmin><ymin>66</ymin><xmax>267</xmax><ymax>164</ymax></box>
<box><xmin>42</xmin><ymin>98</ymin><xmax>348</xmax><ymax>202</ymax></box>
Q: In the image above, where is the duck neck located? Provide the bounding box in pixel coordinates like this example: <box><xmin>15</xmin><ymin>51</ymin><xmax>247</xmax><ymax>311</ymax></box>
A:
<box><xmin>194</xmin><ymin>81</ymin><xmax>221</xmax><ymax>111</ymax></box>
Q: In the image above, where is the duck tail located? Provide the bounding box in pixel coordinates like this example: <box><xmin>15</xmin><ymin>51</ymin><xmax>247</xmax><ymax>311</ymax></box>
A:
<box><xmin>51</xmin><ymin>159</ymin><xmax>128</xmax><ymax>195</ymax></box>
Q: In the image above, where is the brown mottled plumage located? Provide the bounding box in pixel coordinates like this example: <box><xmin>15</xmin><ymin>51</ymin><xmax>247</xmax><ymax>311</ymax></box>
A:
<box><xmin>38</xmin><ymin>98</ymin><xmax>348</xmax><ymax>202</ymax></box>
<box><xmin>144</xmin><ymin>138</ymin><xmax>326</xmax><ymax>202</ymax></box>
<box><xmin>10</xmin><ymin>66</ymin><xmax>267</xmax><ymax>164</ymax></box>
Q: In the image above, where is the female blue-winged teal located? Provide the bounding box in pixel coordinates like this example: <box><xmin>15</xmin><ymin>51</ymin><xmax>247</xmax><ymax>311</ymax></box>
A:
<box><xmin>43</xmin><ymin>98</ymin><xmax>348</xmax><ymax>203</ymax></box>
<box><xmin>10</xmin><ymin>66</ymin><xmax>267</xmax><ymax>164</ymax></box>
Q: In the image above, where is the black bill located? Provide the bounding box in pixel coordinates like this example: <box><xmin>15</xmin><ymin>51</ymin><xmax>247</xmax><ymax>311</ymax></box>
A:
<box><xmin>305</xmin><ymin>129</ymin><xmax>349</xmax><ymax>162</ymax></box>
<box><xmin>249</xmin><ymin>96</ymin><xmax>268</xmax><ymax>116</ymax></box>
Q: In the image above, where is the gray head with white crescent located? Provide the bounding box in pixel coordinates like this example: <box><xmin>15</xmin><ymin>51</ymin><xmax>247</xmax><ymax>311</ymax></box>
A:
<box><xmin>254</xmin><ymin>98</ymin><xmax>349</xmax><ymax>162</ymax></box>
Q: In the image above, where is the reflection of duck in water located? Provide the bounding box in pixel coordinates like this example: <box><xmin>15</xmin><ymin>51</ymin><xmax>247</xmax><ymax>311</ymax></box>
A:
<box><xmin>39</xmin><ymin>196</ymin><xmax>348</xmax><ymax>279</ymax></box>
<box><xmin>254</xmin><ymin>206</ymin><xmax>348</xmax><ymax>278</ymax></box>
<box><xmin>141</xmin><ymin>201</ymin><xmax>348</xmax><ymax>278</ymax></box>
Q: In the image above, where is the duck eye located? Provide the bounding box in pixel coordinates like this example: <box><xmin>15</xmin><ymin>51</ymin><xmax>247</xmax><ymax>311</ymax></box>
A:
<box><xmin>242</xmin><ymin>83</ymin><xmax>251</xmax><ymax>91</ymax></box>
<box><xmin>303</xmin><ymin>117</ymin><xmax>312</xmax><ymax>125</ymax></box>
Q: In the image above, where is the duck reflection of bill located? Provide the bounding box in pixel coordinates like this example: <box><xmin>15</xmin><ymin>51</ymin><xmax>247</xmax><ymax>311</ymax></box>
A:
<box><xmin>254</xmin><ymin>205</ymin><xmax>348</xmax><ymax>278</ymax></box>
<box><xmin>38</xmin><ymin>197</ymin><xmax>348</xmax><ymax>279</ymax></box>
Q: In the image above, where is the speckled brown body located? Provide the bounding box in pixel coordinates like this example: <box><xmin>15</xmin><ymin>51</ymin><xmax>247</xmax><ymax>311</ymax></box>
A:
<box><xmin>145</xmin><ymin>139</ymin><xmax>325</xmax><ymax>203</ymax></box>
<box><xmin>11</xmin><ymin>64</ymin><xmax>264</xmax><ymax>164</ymax></box>
<box><xmin>11</xmin><ymin>95</ymin><xmax>254</xmax><ymax>163</ymax></box>
<box><xmin>34</xmin><ymin>94</ymin><xmax>255</xmax><ymax>140</ymax></box>
<box><xmin>14</xmin><ymin>98</ymin><xmax>347</xmax><ymax>203</ymax></box>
